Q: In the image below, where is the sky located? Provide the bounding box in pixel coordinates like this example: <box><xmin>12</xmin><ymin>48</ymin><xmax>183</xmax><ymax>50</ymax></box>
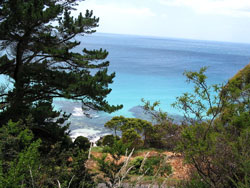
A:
<box><xmin>74</xmin><ymin>0</ymin><xmax>250</xmax><ymax>43</ymax></box>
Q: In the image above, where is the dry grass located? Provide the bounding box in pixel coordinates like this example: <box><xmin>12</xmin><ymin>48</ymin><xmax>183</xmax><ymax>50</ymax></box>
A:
<box><xmin>86</xmin><ymin>148</ymin><xmax>193</xmax><ymax>187</ymax></box>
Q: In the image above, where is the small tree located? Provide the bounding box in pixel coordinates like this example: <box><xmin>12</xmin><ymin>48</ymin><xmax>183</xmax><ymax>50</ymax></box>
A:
<box><xmin>141</xmin><ymin>99</ymin><xmax>181</xmax><ymax>150</ymax></box>
<box><xmin>121</xmin><ymin>128</ymin><xmax>143</xmax><ymax>149</ymax></box>
<box><xmin>96</xmin><ymin>139</ymin><xmax>133</xmax><ymax>188</ymax></box>
<box><xmin>0</xmin><ymin>120</ymin><xmax>42</xmax><ymax>187</ymax></box>
<box><xmin>105</xmin><ymin>116</ymin><xmax>153</xmax><ymax>148</ymax></box>
<box><xmin>173</xmin><ymin>66</ymin><xmax>250</xmax><ymax>187</ymax></box>
<box><xmin>102</xmin><ymin>134</ymin><xmax>120</xmax><ymax>147</ymax></box>
<box><xmin>74</xmin><ymin>136</ymin><xmax>91</xmax><ymax>151</ymax></box>
<box><xmin>104</xmin><ymin>116</ymin><xmax>126</xmax><ymax>136</ymax></box>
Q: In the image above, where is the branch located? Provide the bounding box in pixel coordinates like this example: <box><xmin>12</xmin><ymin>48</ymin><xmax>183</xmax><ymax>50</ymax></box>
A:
<box><xmin>29</xmin><ymin>165</ymin><xmax>35</xmax><ymax>188</ymax></box>
<box><xmin>67</xmin><ymin>175</ymin><xmax>75</xmax><ymax>188</ymax></box>
<box><xmin>199</xmin><ymin>81</ymin><xmax>215</xmax><ymax>116</ymax></box>
<box><xmin>57</xmin><ymin>180</ymin><xmax>61</xmax><ymax>188</ymax></box>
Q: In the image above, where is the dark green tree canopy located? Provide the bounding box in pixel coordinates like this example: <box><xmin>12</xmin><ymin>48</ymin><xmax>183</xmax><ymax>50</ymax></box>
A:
<box><xmin>0</xmin><ymin>0</ymin><xmax>122</xmax><ymax>123</ymax></box>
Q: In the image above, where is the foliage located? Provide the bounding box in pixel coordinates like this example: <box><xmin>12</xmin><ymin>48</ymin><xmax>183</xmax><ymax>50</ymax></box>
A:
<box><xmin>95</xmin><ymin>153</ymin><xmax>125</xmax><ymax>188</ymax></box>
<box><xmin>96</xmin><ymin>134</ymin><xmax>120</xmax><ymax>147</ymax></box>
<box><xmin>129</xmin><ymin>156</ymin><xmax>144</xmax><ymax>174</ymax></box>
<box><xmin>121</xmin><ymin>128</ymin><xmax>143</xmax><ymax>149</ymax></box>
<box><xmin>105</xmin><ymin>116</ymin><xmax>153</xmax><ymax>149</ymax></box>
<box><xmin>172</xmin><ymin>67</ymin><xmax>224</xmax><ymax>124</ymax></box>
<box><xmin>96</xmin><ymin>137</ymin><xmax>103</xmax><ymax>146</ymax></box>
<box><xmin>40</xmin><ymin>142</ymin><xmax>95</xmax><ymax>187</ymax></box>
<box><xmin>95</xmin><ymin>139</ymin><xmax>134</xmax><ymax>188</ymax></box>
<box><xmin>0</xmin><ymin>120</ymin><xmax>95</xmax><ymax>187</ymax></box>
<box><xmin>181</xmin><ymin>174</ymin><xmax>210</xmax><ymax>188</ymax></box>
<box><xmin>0</xmin><ymin>120</ymin><xmax>42</xmax><ymax>187</ymax></box>
<box><xmin>141</xmin><ymin>98</ymin><xmax>170</xmax><ymax>124</ymax></box>
<box><xmin>62</xmin><ymin>150</ymin><xmax>96</xmax><ymax>188</ymax></box>
<box><xmin>0</xmin><ymin>120</ymin><xmax>34</xmax><ymax>168</ymax></box>
<box><xmin>74</xmin><ymin>136</ymin><xmax>91</xmax><ymax>151</ymax></box>
<box><xmin>141</xmin><ymin>99</ymin><xmax>181</xmax><ymax>150</ymax></box>
<box><xmin>105</xmin><ymin>116</ymin><xmax>126</xmax><ymax>136</ymax></box>
<box><xmin>91</xmin><ymin>146</ymin><xmax>103</xmax><ymax>153</ymax></box>
<box><xmin>105</xmin><ymin>101</ymin><xmax>181</xmax><ymax>150</ymax></box>
<box><xmin>102</xmin><ymin>139</ymin><xmax>130</xmax><ymax>160</ymax></box>
<box><xmin>0</xmin><ymin>0</ymin><xmax>122</xmax><ymax>150</ymax></box>
<box><xmin>174</xmin><ymin>65</ymin><xmax>250</xmax><ymax>187</ymax></box>
<box><xmin>229</xmin><ymin>127</ymin><xmax>250</xmax><ymax>188</ymax></box>
<box><xmin>0</xmin><ymin>1</ymin><xmax>122</xmax><ymax>187</ymax></box>
<box><xmin>102</xmin><ymin>134</ymin><xmax>120</xmax><ymax>147</ymax></box>
<box><xmin>129</xmin><ymin>155</ymin><xmax>172</xmax><ymax>177</ymax></box>
<box><xmin>0</xmin><ymin>139</ymin><xmax>42</xmax><ymax>188</ymax></box>
<box><xmin>220</xmin><ymin>63</ymin><xmax>250</xmax><ymax>132</ymax></box>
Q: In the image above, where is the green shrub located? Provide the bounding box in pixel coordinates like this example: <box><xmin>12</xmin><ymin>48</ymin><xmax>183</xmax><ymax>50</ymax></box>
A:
<box><xmin>74</xmin><ymin>136</ymin><xmax>91</xmax><ymax>151</ymax></box>
<box><xmin>173</xmin><ymin>67</ymin><xmax>250</xmax><ymax>187</ymax></box>
<box><xmin>182</xmin><ymin>179</ymin><xmax>209</xmax><ymax>188</ymax></box>
<box><xmin>102</xmin><ymin>134</ymin><xmax>120</xmax><ymax>147</ymax></box>
<box><xmin>129</xmin><ymin>156</ymin><xmax>144</xmax><ymax>174</ymax></box>
<box><xmin>129</xmin><ymin>155</ymin><xmax>172</xmax><ymax>176</ymax></box>
<box><xmin>95</xmin><ymin>139</ymin><xmax>133</xmax><ymax>187</ymax></box>
<box><xmin>102</xmin><ymin>139</ymin><xmax>130</xmax><ymax>159</ymax></box>
<box><xmin>121</xmin><ymin>128</ymin><xmax>143</xmax><ymax>149</ymax></box>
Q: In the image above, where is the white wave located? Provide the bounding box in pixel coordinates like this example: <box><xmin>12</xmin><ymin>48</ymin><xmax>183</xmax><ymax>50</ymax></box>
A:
<box><xmin>72</xmin><ymin>107</ymin><xmax>85</xmax><ymax>117</ymax></box>
<box><xmin>92</xmin><ymin>114</ymin><xmax>100</xmax><ymax>118</ymax></box>
<box><xmin>70</xmin><ymin>128</ymin><xmax>101</xmax><ymax>142</ymax></box>
<box><xmin>72</xmin><ymin>107</ymin><xmax>100</xmax><ymax>118</ymax></box>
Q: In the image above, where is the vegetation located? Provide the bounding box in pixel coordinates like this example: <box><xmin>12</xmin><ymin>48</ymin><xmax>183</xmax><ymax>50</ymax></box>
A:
<box><xmin>74</xmin><ymin>136</ymin><xmax>91</xmax><ymax>150</ymax></box>
<box><xmin>0</xmin><ymin>0</ymin><xmax>120</xmax><ymax>187</ymax></box>
<box><xmin>129</xmin><ymin>154</ymin><xmax>172</xmax><ymax>177</ymax></box>
<box><xmin>0</xmin><ymin>0</ymin><xmax>122</xmax><ymax>145</ymax></box>
<box><xmin>96</xmin><ymin>134</ymin><xmax>120</xmax><ymax>147</ymax></box>
<box><xmin>141</xmin><ymin>99</ymin><xmax>182</xmax><ymax>150</ymax></box>
<box><xmin>105</xmin><ymin>116</ymin><xmax>154</xmax><ymax>148</ymax></box>
<box><xmin>0</xmin><ymin>0</ymin><xmax>250</xmax><ymax>187</ymax></box>
<box><xmin>94</xmin><ymin>139</ymin><xmax>133</xmax><ymax>188</ymax></box>
<box><xmin>173</xmin><ymin>65</ymin><xmax>250</xmax><ymax>187</ymax></box>
<box><xmin>93</xmin><ymin>64</ymin><xmax>250</xmax><ymax>187</ymax></box>
<box><xmin>0</xmin><ymin>120</ymin><xmax>95</xmax><ymax>187</ymax></box>
<box><xmin>94</xmin><ymin>140</ymin><xmax>173</xmax><ymax>187</ymax></box>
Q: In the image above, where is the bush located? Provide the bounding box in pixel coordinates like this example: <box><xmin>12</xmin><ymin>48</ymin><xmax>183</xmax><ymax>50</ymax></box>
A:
<box><xmin>96</xmin><ymin>136</ymin><xmax>103</xmax><ymax>146</ymax></box>
<box><xmin>95</xmin><ymin>139</ymin><xmax>133</xmax><ymax>187</ymax></box>
<box><xmin>181</xmin><ymin>178</ymin><xmax>210</xmax><ymax>188</ymax></box>
<box><xmin>0</xmin><ymin>119</ymin><xmax>96</xmax><ymax>187</ymax></box>
<box><xmin>74</xmin><ymin>136</ymin><xmax>91</xmax><ymax>151</ymax></box>
<box><xmin>102</xmin><ymin>139</ymin><xmax>130</xmax><ymax>159</ymax></box>
<box><xmin>129</xmin><ymin>155</ymin><xmax>172</xmax><ymax>176</ymax></box>
<box><xmin>102</xmin><ymin>134</ymin><xmax>120</xmax><ymax>147</ymax></box>
<box><xmin>146</xmin><ymin>123</ymin><xmax>181</xmax><ymax>150</ymax></box>
<box><xmin>121</xmin><ymin>128</ymin><xmax>143</xmax><ymax>149</ymax></box>
<box><xmin>129</xmin><ymin>156</ymin><xmax>144</xmax><ymax>174</ymax></box>
<box><xmin>174</xmin><ymin>67</ymin><xmax>250</xmax><ymax>187</ymax></box>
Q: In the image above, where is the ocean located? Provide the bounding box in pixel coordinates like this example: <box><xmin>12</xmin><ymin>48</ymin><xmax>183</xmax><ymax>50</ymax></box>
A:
<box><xmin>26</xmin><ymin>33</ymin><xmax>250</xmax><ymax>140</ymax></box>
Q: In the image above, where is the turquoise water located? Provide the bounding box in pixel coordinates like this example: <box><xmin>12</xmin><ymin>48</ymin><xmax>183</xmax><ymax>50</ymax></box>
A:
<box><xmin>59</xmin><ymin>33</ymin><xmax>250</xmax><ymax>140</ymax></box>
<box><xmin>79</xmin><ymin>33</ymin><xmax>250</xmax><ymax>115</ymax></box>
<box><xmin>2</xmin><ymin>32</ymin><xmax>250</xmax><ymax>140</ymax></box>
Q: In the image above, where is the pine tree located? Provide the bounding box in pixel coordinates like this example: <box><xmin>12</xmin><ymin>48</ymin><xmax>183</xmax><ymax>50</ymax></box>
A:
<box><xmin>0</xmin><ymin>0</ymin><xmax>122</xmax><ymax>149</ymax></box>
<box><xmin>0</xmin><ymin>0</ymin><xmax>122</xmax><ymax>125</ymax></box>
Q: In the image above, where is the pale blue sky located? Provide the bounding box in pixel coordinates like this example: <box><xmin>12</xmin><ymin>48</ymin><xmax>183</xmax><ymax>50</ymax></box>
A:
<box><xmin>75</xmin><ymin>0</ymin><xmax>250</xmax><ymax>43</ymax></box>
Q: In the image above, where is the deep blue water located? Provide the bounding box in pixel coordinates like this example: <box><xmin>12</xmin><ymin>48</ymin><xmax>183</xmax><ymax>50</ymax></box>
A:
<box><xmin>81</xmin><ymin>33</ymin><xmax>250</xmax><ymax>112</ymax></box>
<box><xmin>53</xmin><ymin>33</ymin><xmax>250</xmax><ymax>140</ymax></box>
